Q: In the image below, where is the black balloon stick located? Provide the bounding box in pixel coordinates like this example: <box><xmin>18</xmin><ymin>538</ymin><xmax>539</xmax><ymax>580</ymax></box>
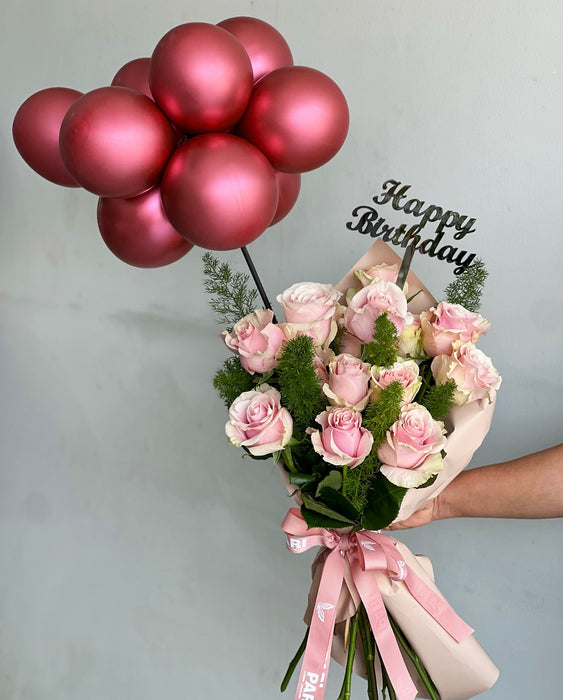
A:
<box><xmin>240</xmin><ymin>246</ymin><xmax>278</xmax><ymax>323</ymax></box>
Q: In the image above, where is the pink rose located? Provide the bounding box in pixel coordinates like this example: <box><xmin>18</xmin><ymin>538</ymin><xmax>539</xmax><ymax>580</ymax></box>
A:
<box><xmin>277</xmin><ymin>282</ymin><xmax>342</xmax><ymax>346</ymax></box>
<box><xmin>378</xmin><ymin>403</ymin><xmax>446</xmax><ymax>488</ymax></box>
<box><xmin>308</xmin><ymin>407</ymin><xmax>373</xmax><ymax>468</ymax></box>
<box><xmin>312</xmin><ymin>348</ymin><xmax>335</xmax><ymax>386</ymax></box>
<box><xmin>323</xmin><ymin>353</ymin><xmax>372</xmax><ymax>410</ymax></box>
<box><xmin>371</xmin><ymin>359</ymin><xmax>422</xmax><ymax>405</ymax></box>
<box><xmin>431</xmin><ymin>341</ymin><xmax>502</xmax><ymax>405</ymax></box>
<box><xmin>222</xmin><ymin>309</ymin><xmax>286</xmax><ymax>374</ymax></box>
<box><xmin>225</xmin><ymin>385</ymin><xmax>293</xmax><ymax>456</ymax></box>
<box><xmin>353</xmin><ymin>263</ymin><xmax>400</xmax><ymax>287</ymax></box>
<box><xmin>344</xmin><ymin>280</ymin><xmax>410</xmax><ymax>343</ymax></box>
<box><xmin>397</xmin><ymin>317</ymin><xmax>425</xmax><ymax>359</ymax></box>
<box><xmin>420</xmin><ymin>301</ymin><xmax>491</xmax><ymax>357</ymax></box>
<box><xmin>338</xmin><ymin>331</ymin><xmax>362</xmax><ymax>358</ymax></box>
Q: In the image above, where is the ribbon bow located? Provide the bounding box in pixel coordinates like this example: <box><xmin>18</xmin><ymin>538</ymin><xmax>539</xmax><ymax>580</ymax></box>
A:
<box><xmin>282</xmin><ymin>508</ymin><xmax>473</xmax><ymax>700</ymax></box>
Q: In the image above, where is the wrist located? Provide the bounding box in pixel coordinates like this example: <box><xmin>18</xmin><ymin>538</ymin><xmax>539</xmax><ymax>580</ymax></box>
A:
<box><xmin>433</xmin><ymin>487</ymin><xmax>456</xmax><ymax>521</ymax></box>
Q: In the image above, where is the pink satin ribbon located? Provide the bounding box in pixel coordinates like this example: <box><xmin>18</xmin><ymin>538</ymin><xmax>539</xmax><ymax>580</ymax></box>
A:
<box><xmin>282</xmin><ymin>508</ymin><xmax>474</xmax><ymax>700</ymax></box>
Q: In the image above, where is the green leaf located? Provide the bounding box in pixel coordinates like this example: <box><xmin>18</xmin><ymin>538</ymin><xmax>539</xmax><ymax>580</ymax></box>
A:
<box><xmin>301</xmin><ymin>493</ymin><xmax>355</xmax><ymax>525</ymax></box>
<box><xmin>415</xmin><ymin>473</ymin><xmax>438</xmax><ymax>489</ymax></box>
<box><xmin>406</xmin><ymin>289</ymin><xmax>423</xmax><ymax>304</ymax></box>
<box><xmin>315</xmin><ymin>470</ymin><xmax>343</xmax><ymax>496</ymax></box>
<box><xmin>300</xmin><ymin>479</ymin><xmax>320</xmax><ymax>495</ymax></box>
<box><xmin>289</xmin><ymin>473</ymin><xmax>317</xmax><ymax>486</ymax></box>
<box><xmin>317</xmin><ymin>486</ymin><xmax>361</xmax><ymax>523</ymax></box>
<box><xmin>241</xmin><ymin>446</ymin><xmax>272</xmax><ymax>461</ymax></box>
<box><xmin>253</xmin><ymin>370</ymin><xmax>274</xmax><ymax>385</ymax></box>
<box><xmin>301</xmin><ymin>506</ymin><xmax>354</xmax><ymax>530</ymax></box>
<box><xmin>361</xmin><ymin>474</ymin><xmax>407</xmax><ymax>530</ymax></box>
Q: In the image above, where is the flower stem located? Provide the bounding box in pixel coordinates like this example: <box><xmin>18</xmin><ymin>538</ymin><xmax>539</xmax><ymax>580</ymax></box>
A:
<box><xmin>387</xmin><ymin>614</ymin><xmax>440</xmax><ymax>700</ymax></box>
<box><xmin>337</xmin><ymin>612</ymin><xmax>360</xmax><ymax>700</ymax></box>
<box><xmin>415</xmin><ymin>361</ymin><xmax>433</xmax><ymax>403</ymax></box>
<box><xmin>282</xmin><ymin>445</ymin><xmax>298</xmax><ymax>474</ymax></box>
<box><xmin>280</xmin><ymin>627</ymin><xmax>309</xmax><ymax>692</ymax></box>
<box><xmin>358</xmin><ymin>605</ymin><xmax>379</xmax><ymax>700</ymax></box>
<box><xmin>377</xmin><ymin>643</ymin><xmax>397</xmax><ymax>700</ymax></box>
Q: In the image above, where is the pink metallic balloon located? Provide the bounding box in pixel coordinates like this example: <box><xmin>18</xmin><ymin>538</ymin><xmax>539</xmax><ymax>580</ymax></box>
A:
<box><xmin>111</xmin><ymin>58</ymin><xmax>186</xmax><ymax>142</ymax></box>
<box><xmin>237</xmin><ymin>66</ymin><xmax>349</xmax><ymax>173</ymax></box>
<box><xmin>59</xmin><ymin>86</ymin><xmax>176</xmax><ymax>198</ymax></box>
<box><xmin>160</xmin><ymin>133</ymin><xmax>278</xmax><ymax>250</ymax></box>
<box><xmin>149</xmin><ymin>22</ymin><xmax>253</xmax><ymax>134</ymax></box>
<box><xmin>217</xmin><ymin>16</ymin><xmax>293</xmax><ymax>83</ymax></box>
<box><xmin>13</xmin><ymin>87</ymin><xmax>83</xmax><ymax>187</ymax></box>
<box><xmin>97</xmin><ymin>186</ymin><xmax>193</xmax><ymax>268</ymax></box>
<box><xmin>111</xmin><ymin>57</ymin><xmax>152</xmax><ymax>98</ymax></box>
<box><xmin>270</xmin><ymin>171</ymin><xmax>301</xmax><ymax>226</ymax></box>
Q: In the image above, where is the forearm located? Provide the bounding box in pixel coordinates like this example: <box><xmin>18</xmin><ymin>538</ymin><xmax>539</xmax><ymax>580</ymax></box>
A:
<box><xmin>436</xmin><ymin>444</ymin><xmax>563</xmax><ymax>520</ymax></box>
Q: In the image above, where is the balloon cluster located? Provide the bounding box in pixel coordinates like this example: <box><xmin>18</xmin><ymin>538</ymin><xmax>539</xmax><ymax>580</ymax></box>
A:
<box><xmin>13</xmin><ymin>17</ymin><xmax>349</xmax><ymax>268</ymax></box>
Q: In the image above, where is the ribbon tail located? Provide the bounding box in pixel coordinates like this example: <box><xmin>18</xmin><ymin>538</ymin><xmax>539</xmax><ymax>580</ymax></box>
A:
<box><xmin>352</xmin><ymin>561</ymin><xmax>418</xmax><ymax>700</ymax></box>
<box><xmin>294</xmin><ymin>548</ymin><xmax>345</xmax><ymax>700</ymax></box>
<box><xmin>403</xmin><ymin>569</ymin><xmax>474</xmax><ymax>643</ymax></box>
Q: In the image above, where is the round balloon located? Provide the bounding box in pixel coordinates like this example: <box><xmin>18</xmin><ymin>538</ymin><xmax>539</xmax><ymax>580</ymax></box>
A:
<box><xmin>217</xmin><ymin>16</ymin><xmax>293</xmax><ymax>83</ymax></box>
<box><xmin>237</xmin><ymin>66</ymin><xmax>349</xmax><ymax>173</ymax></box>
<box><xmin>111</xmin><ymin>58</ymin><xmax>152</xmax><ymax>98</ymax></box>
<box><xmin>149</xmin><ymin>22</ymin><xmax>253</xmax><ymax>133</ymax></box>
<box><xmin>270</xmin><ymin>171</ymin><xmax>301</xmax><ymax>226</ymax></box>
<box><xmin>59</xmin><ymin>86</ymin><xmax>176</xmax><ymax>198</ymax></box>
<box><xmin>97</xmin><ymin>186</ymin><xmax>192</xmax><ymax>268</ymax></box>
<box><xmin>13</xmin><ymin>87</ymin><xmax>83</xmax><ymax>187</ymax></box>
<box><xmin>111</xmin><ymin>58</ymin><xmax>186</xmax><ymax>142</ymax></box>
<box><xmin>160</xmin><ymin>133</ymin><xmax>278</xmax><ymax>250</ymax></box>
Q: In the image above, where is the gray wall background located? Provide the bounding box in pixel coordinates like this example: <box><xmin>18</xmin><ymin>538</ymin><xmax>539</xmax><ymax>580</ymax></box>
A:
<box><xmin>1</xmin><ymin>1</ymin><xmax>562</xmax><ymax>698</ymax></box>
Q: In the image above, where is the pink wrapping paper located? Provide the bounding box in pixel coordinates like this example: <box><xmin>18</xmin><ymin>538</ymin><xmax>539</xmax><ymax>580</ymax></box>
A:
<box><xmin>334</xmin><ymin>239</ymin><xmax>496</xmax><ymax>524</ymax></box>
<box><xmin>279</xmin><ymin>240</ymin><xmax>499</xmax><ymax>698</ymax></box>
<box><xmin>304</xmin><ymin>540</ymin><xmax>499</xmax><ymax>699</ymax></box>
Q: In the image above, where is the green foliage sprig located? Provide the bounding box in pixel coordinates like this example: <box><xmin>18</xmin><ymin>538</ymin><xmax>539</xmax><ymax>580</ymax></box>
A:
<box><xmin>344</xmin><ymin>381</ymin><xmax>403</xmax><ymax>513</ymax></box>
<box><xmin>420</xmin><ymin>379</ymin><xmax>457</xmax><ymax>420</ymax></box>
<box><xmin>343</xmin><ymin>458</ymin><xmax>377</xmax><ymax>513</ymax></box>
<box><xmin>443</xmin><ymin>257</ymin><xmax>488</xmax><ymax>312</ymax></box>
<box><xmin>362</xmin><ymin>380</ymin><xmax>403</xmax><ymax>451</ymax></box>
<box><xmin>277</xmin><ymin>335</ymin><xmax>326</xmax><ymax>439</ymax></box>
<box><xmin>361</xmin><ymin>313</ymin><xmax>398</xmax><ymax>367</ymax></box>
<box><xmin>213</xmin><ymin>356</ymin><xmax>255</xmax><ymax>408</ymax></box>
<box><xmin>202</xmin><ymin>252</ymin><xmax>259</xmax><ymax>329</ymax></box>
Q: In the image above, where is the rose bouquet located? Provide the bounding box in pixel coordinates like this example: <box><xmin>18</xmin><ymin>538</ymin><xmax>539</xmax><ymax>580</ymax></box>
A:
<box><xmin>206</xmin><ymin>240</ymin><xmax>501</xmax><ymax>700</ymax></box>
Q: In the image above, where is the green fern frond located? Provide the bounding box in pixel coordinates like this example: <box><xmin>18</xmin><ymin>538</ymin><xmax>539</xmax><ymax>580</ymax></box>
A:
<box><xmin>420</xmin><ymin>379</ymin><xmax>456</xmax><ymax>420</ymax></box>
<box><xmin>443</xmin><ymin>258</ymin><xmax>488</xmax><ymax>312</ymax></box>
<box><xmin>363</xmin><ymin>380</ymin><xmax>403</xmax><ymax>451</ymax></box>
<box><xmin>343</xmin><ymin>459</ymin><xmax>378</xmax><ymax>512</ymax></box>
<box><xmin>213</xmin><ymin>356</ymin><xmax>255</xmax><ymax>408</ymax></box>
<box><xmin>343</xmin><ymin>381</ymin><xmax>403</xmax><ymax>515</ymax></box>
<box><xmin>202</xmin><ymin>252</ymin><xmax>259</xmax><ymax>329</ymax></box>
<box><xmin>277</xmin><ymin>336</ymin><xmax>326</xmax><ymax>439</ymax></box>
<box><xmin>361</xmin><ymin>313</ymin><xmax>398</xmax><ymax>367</ymax></box>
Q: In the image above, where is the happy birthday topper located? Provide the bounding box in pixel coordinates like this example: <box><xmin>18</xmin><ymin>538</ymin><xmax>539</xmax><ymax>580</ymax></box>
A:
<box><xmin>347</xmin><ymin>179</ymin><xmax>478</xmax><ymax>275</ymax></box>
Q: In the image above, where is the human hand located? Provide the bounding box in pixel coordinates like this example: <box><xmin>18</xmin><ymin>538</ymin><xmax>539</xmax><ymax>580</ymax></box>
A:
<box><xmin>386</xmin><ymin>499</ymin><xmax>437</xmax><ymax>531</ymax></box>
